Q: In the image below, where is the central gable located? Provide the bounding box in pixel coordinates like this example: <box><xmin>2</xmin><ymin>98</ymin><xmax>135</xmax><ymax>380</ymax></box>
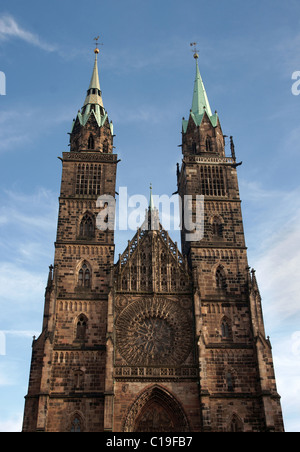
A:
<box><xmin>115</xmin><ymin>225</ymin><xmax>192</xmax><ymax>294</ymax></box>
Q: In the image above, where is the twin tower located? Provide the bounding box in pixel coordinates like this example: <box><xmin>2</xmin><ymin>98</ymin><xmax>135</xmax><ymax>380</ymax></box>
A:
<box><xmin>22</xmin><ymin>47</ymin><xmax>284</xmax><ymax>432</ymax></box>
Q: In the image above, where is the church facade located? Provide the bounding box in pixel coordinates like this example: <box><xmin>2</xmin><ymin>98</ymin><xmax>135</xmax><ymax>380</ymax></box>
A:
<box><xmin>22</xmin><ymin>47</ymin><xmax>284</xmax><ymax>432</ymax></box>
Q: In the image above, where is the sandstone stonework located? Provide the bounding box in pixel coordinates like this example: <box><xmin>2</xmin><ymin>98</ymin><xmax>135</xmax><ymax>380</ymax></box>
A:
<box><xmin>22</xmin><ymin>51</ymin><xmax>284</xmax><ymax>432</ymax></box>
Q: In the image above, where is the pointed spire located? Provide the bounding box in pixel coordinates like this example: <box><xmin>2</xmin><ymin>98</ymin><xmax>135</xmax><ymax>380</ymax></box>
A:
<box><xmin>46</xmin><ymin>265</ymin><xmax>53</xmax><ymax>293</ymax></box>
<box><xmin>141</xmin><ymin>184</ymin><xmax>160</xmax><ymax>231</ymax></box>
<box><xmin>182</xmin><ymin>49</ymin><xmax>218</xmax><ymax>133</ymax></box>
<box><xmin>88</xmin><ymin>51</ymin><xmax>101</xmax><ymax>91</ymax></box>
<box><xmin>83</xmin><ymin>48</ymin><xmax>104</xmax><ymax>109</ymax></box>
<box><xmin>192</xmin><ymin>54</ymin><xmax>212</xmax><ymax>117</ymax></box>
<box><xmin>149</xmin><ymin>183</ymin><xmax>155</xmax><ymax>210</ymax></box>
<box><xmin>72</xmin><ymin>47</ymin><xmax>113</xmax><ymax>134</ymax></box>
<box><xmin>148</xmin><ymin>183</ymin><xmax>158</xmax><ymax>230</ymax></box>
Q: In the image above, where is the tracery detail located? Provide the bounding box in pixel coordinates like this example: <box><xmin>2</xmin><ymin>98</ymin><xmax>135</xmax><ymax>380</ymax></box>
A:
<box><xmin>116</xmin><ymin>298</ymin><xmax>192</xmax><ymax>366</ymax></box>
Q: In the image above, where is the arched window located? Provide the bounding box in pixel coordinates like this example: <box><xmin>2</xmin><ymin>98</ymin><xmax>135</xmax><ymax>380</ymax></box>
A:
<box><xmin>78</xmin><ymin>263</ymin><xmax>91</xmax><ymax>288</ymax></box>
<box><xmin>226</xmin><ymin>372</ymin><xmax>234</xmax><ymax>392</ymax></box>
<box><xmin>212</xmin><ymin>217</ymin><xmax>223</xmax><ymax>237</ymax></box>
<box><xmin>70</xmin><ymin>415</ymin><xmax>83</xmax><ymax>432</ymax></box>
<box><xmin>79</xmin><ymin>213</ymin><xmax>94</xmax><ymax>238</ymax></box>
<box><xmin>88</xmin><ymin>134</ymin><xmax>95</xmax><ymax>150</ymax></box>
<box><xmin>230</xmin><ymin>415</ymin><xmax>243</xmax><ymax>432</ymax></box>
<box><xmin>206</xmin><ymin>136</ymin><xmax>213</xmax><ymax>152</ymax></box>
<box><xmin>76</xmin><ymin>314</ymin><xmax>87</xmax><ymax>340</ymax></box>
<box><xmin>221</xmin><ymin>320</ymin><xmax>230</xmax><ymax>338</ymax></box>
<box><xmin>216</xmin><ymin>266</ymin><xmax>226</xmax><ymax>290</ymax></box>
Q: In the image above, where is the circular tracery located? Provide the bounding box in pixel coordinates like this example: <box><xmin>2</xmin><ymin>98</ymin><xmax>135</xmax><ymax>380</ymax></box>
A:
<box><xmin>116</xmin><ymin>298</ymin><xmax>192</xmax><ymax>366</ymax></box>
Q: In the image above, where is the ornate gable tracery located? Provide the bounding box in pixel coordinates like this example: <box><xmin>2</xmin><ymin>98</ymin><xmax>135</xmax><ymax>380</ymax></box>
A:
<box><xmin>113</xmin><ymin>223</ymin><xmax>195</xmax><ymax>378</ymax></box>
<box><xmin>114</xmin><ymin>224</ymin><xmax>192</xmax><ymax>294</ymax></box>
<box><xmin>115</xmin><ymin>296</ymin><xmax>193</xmax><ymax>367</ymax></box>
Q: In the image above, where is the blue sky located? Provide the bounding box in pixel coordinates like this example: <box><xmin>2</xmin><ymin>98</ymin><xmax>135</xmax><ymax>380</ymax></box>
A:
<box><xmin>0</xmin><ymin>0</ymin><xmax>300</xmax><ymax>432</ymax></box>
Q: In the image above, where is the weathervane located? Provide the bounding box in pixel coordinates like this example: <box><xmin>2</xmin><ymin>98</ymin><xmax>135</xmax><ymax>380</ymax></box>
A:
<box><xmin>190</xmin><ymin>42</ymin><xmax>199</xmax><ymax>59</ymax></box>
<box><xmin>94</xmin><ymin>35</ymin><xmax>103</xmax><ymax>54</ymax></box>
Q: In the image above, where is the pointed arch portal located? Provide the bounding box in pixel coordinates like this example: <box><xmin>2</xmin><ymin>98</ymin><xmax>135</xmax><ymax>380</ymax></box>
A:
<box><xmin>123</xmin><ymin>386</ymin><xmax>190</xmax><ymax>433</ymax></box>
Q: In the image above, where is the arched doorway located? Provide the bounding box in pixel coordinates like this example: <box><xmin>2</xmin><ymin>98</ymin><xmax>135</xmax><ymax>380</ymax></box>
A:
<box><xmin>123</xmin><ymin>386</ymin><xmax>190</xmax><ymax>432</ymax></box>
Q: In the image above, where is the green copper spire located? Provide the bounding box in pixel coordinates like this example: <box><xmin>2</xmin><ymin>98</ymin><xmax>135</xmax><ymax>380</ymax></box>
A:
<box><xmin>83</xmin><ymin>49</ymin><xmax>104</xmax><ymax>109</ymax></box>
<box><xmin>182</xmin><ymin>52</ymin><xmax>218</xmax><ymax>133</ymax></box>
<box><xmin>71</xmin><ymin>47</ymin><xmax>113</xmax><ymax>135</ymax></box>
<box><xmin>192</xmin><ymin>55</ymin><xmax>212</xmax><ymax>117</ymax></box>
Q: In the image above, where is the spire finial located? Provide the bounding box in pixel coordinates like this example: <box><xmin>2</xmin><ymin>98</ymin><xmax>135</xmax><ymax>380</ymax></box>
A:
<box><xmin>190</xmin><ymin>42</ymin><xmax>199</xmax><ymax>60</ymax></box>
<box><xmin>149</xmin><ymin>183</ymin><xmax>154</xmax><ymax>210</ymax></box>
<box><xmin>149</xmin><ymin>182</ymin><xmax>153</xmax><ymax>206</ymax></box>
<box><xmin>93</xmin><ymin>35</ymin><xmax>103</xmax><ymax>55</ymax></box>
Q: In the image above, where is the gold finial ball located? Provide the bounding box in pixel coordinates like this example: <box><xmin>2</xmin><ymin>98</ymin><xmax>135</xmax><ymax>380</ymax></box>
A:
<box><xmin>193</xmin><ymin>52</ymin><xmax>199</xmax><ymax>59</ymax></box>
<box><xmin>94</xmin><ymin>47</ymin><xmax>100</xmax><ymax>54</ymax></box>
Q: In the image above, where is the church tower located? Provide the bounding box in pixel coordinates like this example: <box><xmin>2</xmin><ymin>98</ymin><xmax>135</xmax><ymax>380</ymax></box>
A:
<box><xmin>177</xmin><ymin>49</ymin><xmax>284</xmax><ymax>431</ymax></box>
<box><xmin>22</xmin><ymin>47</ymin><xmax>118</xmax><ymax>432</ymax></box>
<box><xmin>22</xmin><ymin>47</ymin><xmax>284</xmax><ymax>432</ymax></box>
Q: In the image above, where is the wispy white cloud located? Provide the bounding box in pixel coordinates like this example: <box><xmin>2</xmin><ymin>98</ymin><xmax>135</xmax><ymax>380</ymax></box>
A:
<box><xmin>1</xmin><ymin>187</ymin><xmax>58</xmax><ymax>224</ymax></box>
<box><xmin>239</xmin><ymin>178</ymin><xmax>300</xmax><ymax>432</ymax></box>
<box><xmin>256</xmin><ymin>221</ymin><xmax>300</xmax><ymax>325</ymax></box>
<box><xmin>0</xmin><ymin>187</ymin><xmax>56</xmax><ymax>359</ymax></box>
<box><xmin>0</xmin><ymin>108</ymin><xmax>35</xmax><ymax>152</ymax></box>
<box><xmin>0</xmin><ymin>263</ymin><xmax>45</xmax><ymax>304</ymax></box>
<box><xmin>3</xmin><ymin>330</ymin><xmax>39</xmax><ymax>339</ymax></box>
<box><xmin>0</xmin><ymin>104</ymin><xmax>74</xmax><ymax>154</ymax></box>
<box><xmin>240</xmin><ymin>180</ymin><xmax>300</xmax><ymax>249</ymax></box>
<box><xmin>0</xmin><ymin>14</ymin><xmax>56</xmax><ymax>52</ymax></box>
<box><xmin>239</xmin><ymin>178</ymin><xmax>300</xmax><ymax>326</ymax></box>
<box><xmin>272</xmin><ymin>331</ymin><xmax>300</xmax><ymax>432</ymax></box>
<box><xmin>275</xmin><ymin>31</ymin><xmax>300</xmax><ymax>75</ymax></box>
<box><xmin>0</xmin><ymin>414</ymin><xmax>22</xmax><ymax>433</ymax></box>
<box><xmin>0</xmin><ymin>188</ymin><xmax>57</xmax><ymax>263</ymax></box>
<box><xmin>0</xmin><ymin>187</ymin><xmax>57</xmax><ymax>432</ymax></box>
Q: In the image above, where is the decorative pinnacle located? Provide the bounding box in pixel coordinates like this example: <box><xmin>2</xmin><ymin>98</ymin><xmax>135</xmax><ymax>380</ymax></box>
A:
<box><xmin>149</xmin><ymin>183</ymin><xmax>155</xmax><ymax>210</ymax></box>
<box><xmin>190</xmin><ymin>42</ymin><xmax>199</xmax><ymax>59</ymax></box>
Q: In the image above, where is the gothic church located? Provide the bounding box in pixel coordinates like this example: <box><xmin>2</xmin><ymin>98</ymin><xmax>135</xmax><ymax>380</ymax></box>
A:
<box><xmin>22</xmin><ymin>46</ymin><xmax>284</xmax><ymax>432</ymax></box>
